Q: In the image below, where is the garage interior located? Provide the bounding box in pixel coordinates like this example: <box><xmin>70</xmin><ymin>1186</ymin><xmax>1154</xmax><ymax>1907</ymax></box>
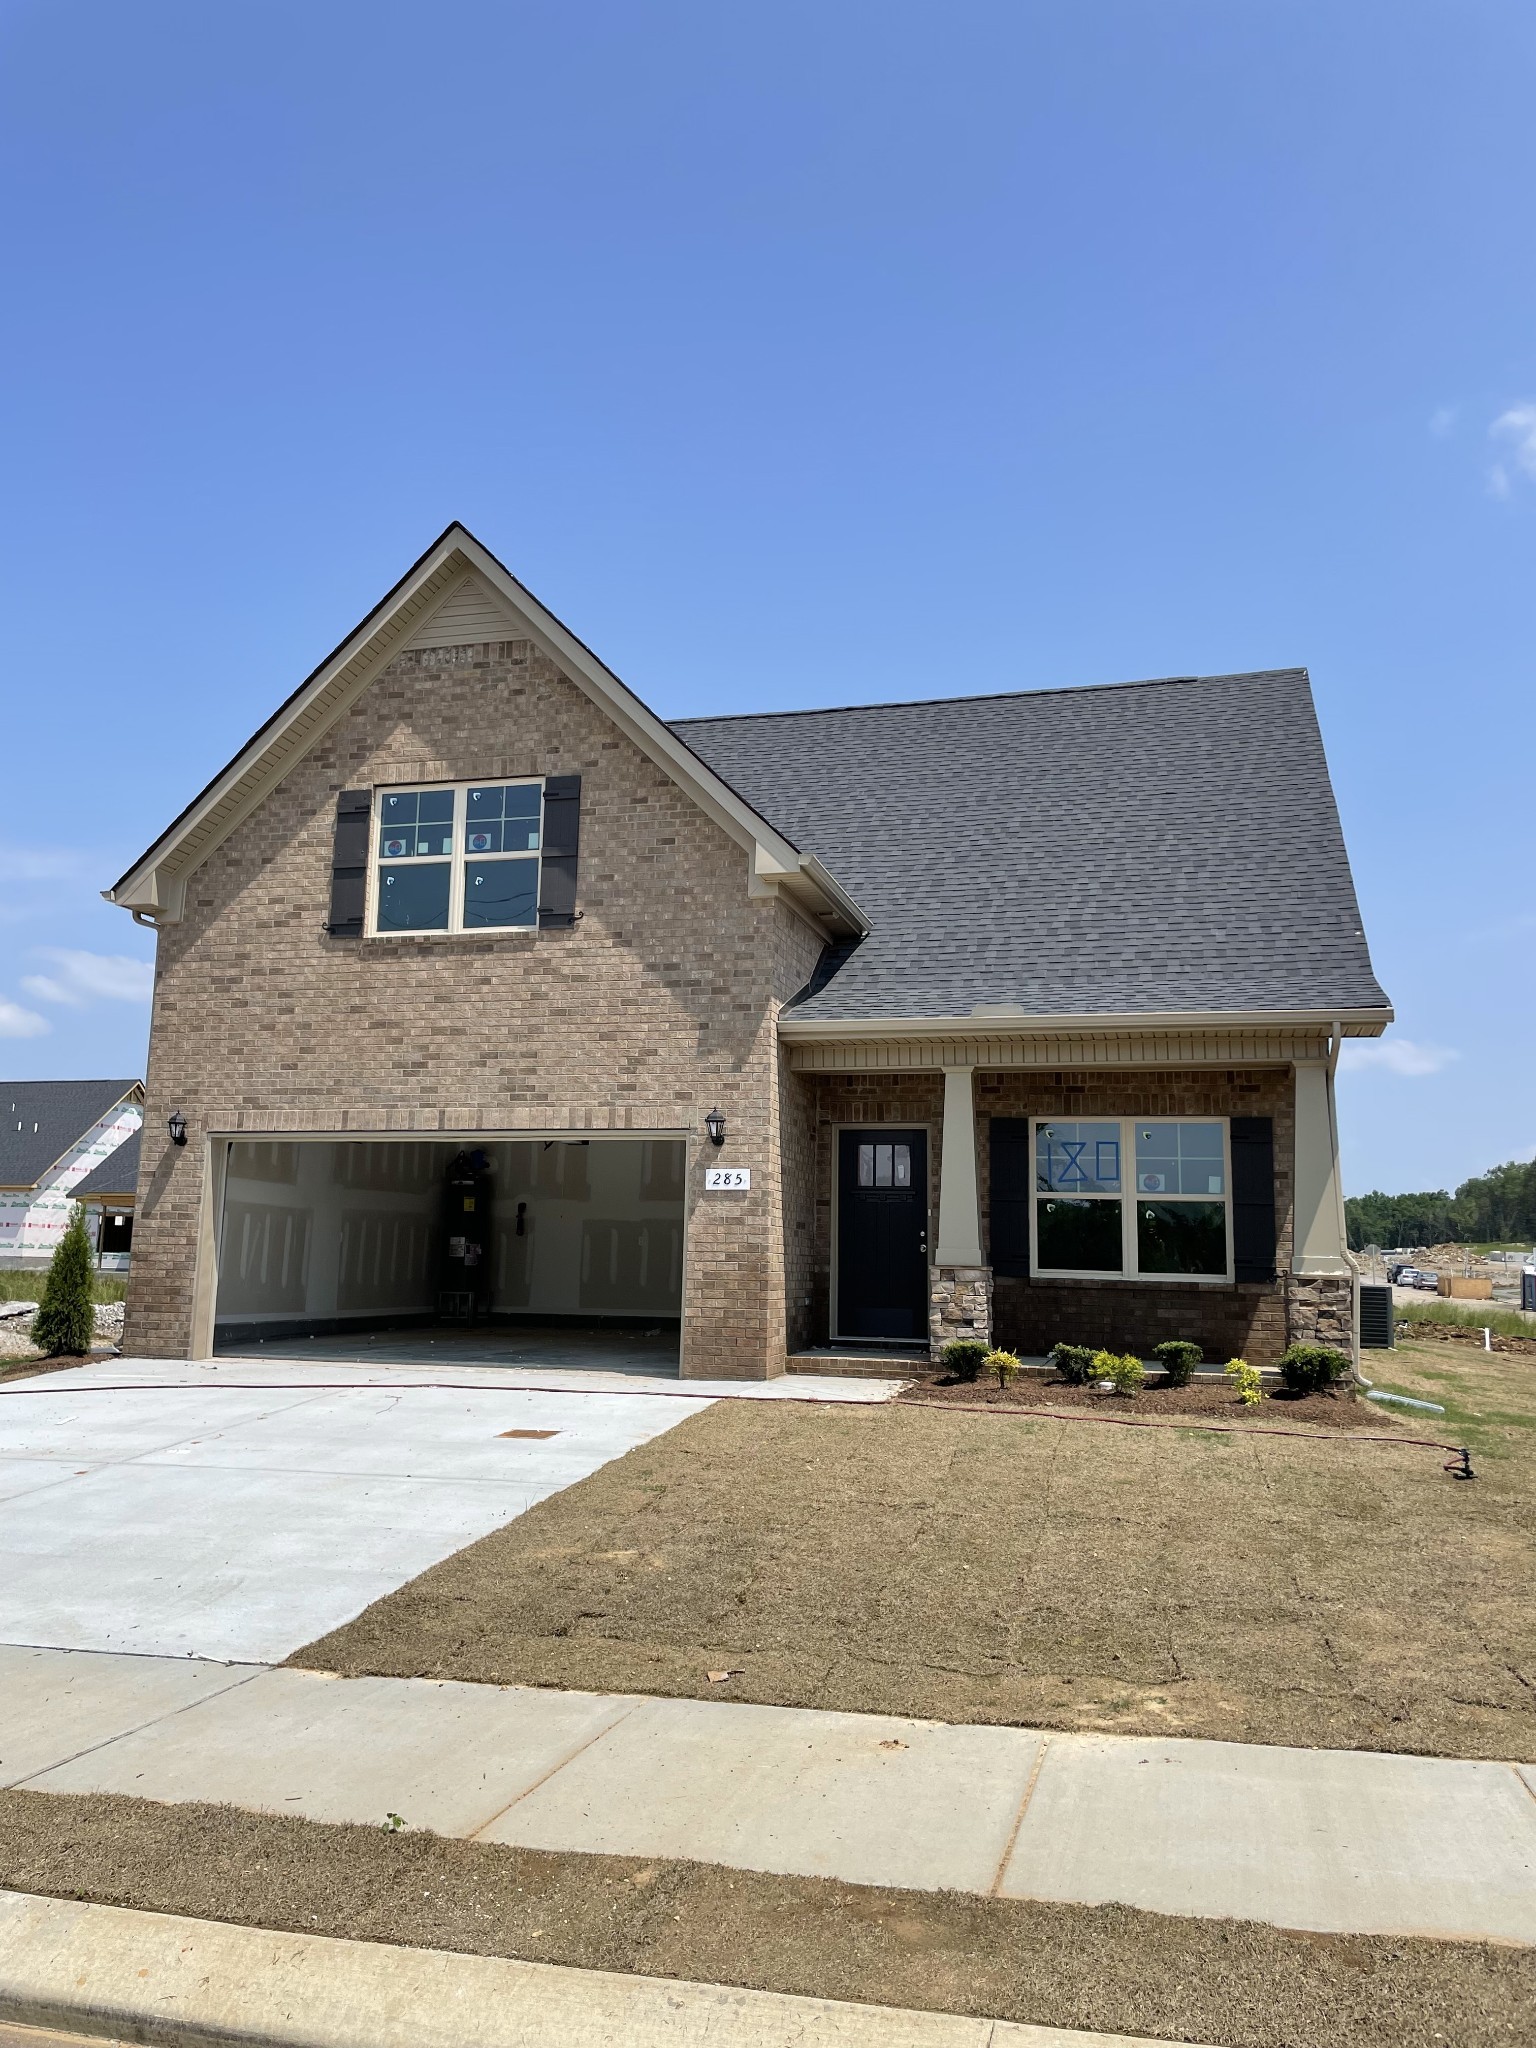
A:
<box><xmin>212</xmin><ymin>1136</ymin><xmax>685</xmax><ymax>1372</ymax></box>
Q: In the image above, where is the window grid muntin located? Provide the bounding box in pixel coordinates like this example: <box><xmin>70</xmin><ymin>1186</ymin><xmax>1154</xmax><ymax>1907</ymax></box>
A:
<box><xmin>1028</xmin><ymin>1116</ymin><xmax>1233</xmax><ymax>1283</ymax></box>
<box><xmin>369</xmin><ymin>779</ymin><xmax>546</xmax><ymax>936</ymax></box>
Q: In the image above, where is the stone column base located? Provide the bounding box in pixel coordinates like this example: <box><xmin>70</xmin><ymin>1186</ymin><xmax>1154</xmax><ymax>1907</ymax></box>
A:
<box><xmin>929</xmin><ymin>1265</ymin><xmax>993</xmax><ymax>1361</ymax></box>
<box><xmin>1284</xmin><ymin>1272</ymin><xmax>1356</xmax><ymax>1356</ymax></box>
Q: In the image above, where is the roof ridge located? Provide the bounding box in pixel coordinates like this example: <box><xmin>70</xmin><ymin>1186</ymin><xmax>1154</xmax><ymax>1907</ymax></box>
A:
<box><xmin>669</xmin><ymin>668</ymin><xmax>1308</xmax><ymax>727</ymax></box>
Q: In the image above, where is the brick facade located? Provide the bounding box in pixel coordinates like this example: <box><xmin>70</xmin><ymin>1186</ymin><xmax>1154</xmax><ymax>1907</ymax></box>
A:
<box><xmin>787</xmin><ymin>1065</ymin><xmax>1299</xmax><ymax>1368</ymax></box>
<box><xmin>978</xmin><ymin>1067</ymin><xmax>1295</xmax><ymax>1368</ymax></box>
<box><xmin>127</xmin><ymin>636</ymin><xmax>823</xmax><ymax>1379</ymax></box>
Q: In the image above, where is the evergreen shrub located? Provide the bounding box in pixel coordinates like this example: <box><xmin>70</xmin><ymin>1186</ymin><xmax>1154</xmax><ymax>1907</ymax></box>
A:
<box><xmin>31</xmin><ymin>1205</ymin><xmax>96</xmax><ymax>1358</ymax></box>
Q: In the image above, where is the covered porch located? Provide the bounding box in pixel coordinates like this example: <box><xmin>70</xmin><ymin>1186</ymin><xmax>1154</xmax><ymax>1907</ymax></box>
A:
<box><xmin>778</xmin><ymin>1014</ymin><xmax>1365</xmax><ymax>1371</ymax></box>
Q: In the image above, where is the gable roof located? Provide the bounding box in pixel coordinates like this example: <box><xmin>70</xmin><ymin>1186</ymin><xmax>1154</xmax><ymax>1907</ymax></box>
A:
<box><xmin>0</xmin><ymin>1081</ymin><xmax>143</xmax><ymax>1190</ymax></box>
<box><xmin>675</xmin><ymin>670</ymin><xmax>1391</xmax><ymax>1030</ymax></box>
<box><xmin>74</xmin><ymin>1125</ymin><xmax>141</xmax><ymax>1200</ymax></box>
<box><xmin>104</xmin><ymin>524</ymin><xmax>864</xmax><ymax>941</ymax></box>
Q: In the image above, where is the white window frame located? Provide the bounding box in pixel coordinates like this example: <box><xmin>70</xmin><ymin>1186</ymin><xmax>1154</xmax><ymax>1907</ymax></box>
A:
<box><xmin>1028</xmin><ymin>1115</ymin><xmax>1234</xmax><ymax>1284</ymax></box>
<box><xmin>366</xmin><ymin>778</ymin><xmax>545</xmax><ymax>938</ymax></box>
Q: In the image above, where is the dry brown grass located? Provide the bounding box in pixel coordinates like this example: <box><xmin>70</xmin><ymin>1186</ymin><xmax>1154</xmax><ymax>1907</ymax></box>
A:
<box><xmin>2</xmin><ymin>1789</ymin><xmax>1530</xmax><ymax>2048</ymax></box>
<box><xmin>295</xmin><ymin>1337</ymin><xmax>1536</xmax><ymax>1759</ymax></box>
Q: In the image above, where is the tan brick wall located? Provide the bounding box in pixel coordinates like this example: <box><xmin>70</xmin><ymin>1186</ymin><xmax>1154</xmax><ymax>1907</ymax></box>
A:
<box><xmin>126</xmin><ymin>637</ymin><xmax>824</xmax><ymax>1378</ymax></box>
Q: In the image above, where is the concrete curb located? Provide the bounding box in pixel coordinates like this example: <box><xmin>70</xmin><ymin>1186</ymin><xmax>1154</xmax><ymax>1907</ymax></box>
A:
<box><xmin>0</xmin><ymin>1890</ymin><xmax>1206</xmax><ymax>2048</ymax></box>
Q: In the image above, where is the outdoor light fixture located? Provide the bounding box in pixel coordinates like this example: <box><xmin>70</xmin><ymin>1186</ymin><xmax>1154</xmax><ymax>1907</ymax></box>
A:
<box><xmin>704</xmin><ymin>1107</ymin><xmax>726</xmax><ymax>1147</ymax></box>
<box><xmin>167</xmin><ymin>1111</ymin><xmax>188</xmax><ymax>1147</ymax></box>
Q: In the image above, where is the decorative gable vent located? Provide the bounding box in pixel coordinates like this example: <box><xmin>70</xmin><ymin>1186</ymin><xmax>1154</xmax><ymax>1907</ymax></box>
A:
<box><xmin>402</xmin><ymin>572</ymin><xmax>521</xmax><ymax>651</ymax></box>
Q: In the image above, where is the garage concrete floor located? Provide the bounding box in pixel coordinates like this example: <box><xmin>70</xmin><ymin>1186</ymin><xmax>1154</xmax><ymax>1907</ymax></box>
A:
<box><xmin>217</xmin><ymin>1321</ymin><xmax>683</xmax><ymax>1376</ymax></box>
<box><xmin>0</xmin><ymin>1359</ymin><xmax>903</xmax><ymax>1664</ymax></box>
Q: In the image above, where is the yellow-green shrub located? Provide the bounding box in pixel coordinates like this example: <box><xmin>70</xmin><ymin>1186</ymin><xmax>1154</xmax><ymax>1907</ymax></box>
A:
<box><xmin>984</xmin><ymin>1347</ymin><xmax>1023</xmax><ymax>1388</ymax></box>
<box><xmin>1224</xmin><ymin>1357</ymin><xmax>1263</xmax><ymax>1405</ymax></box>
<box><xmin>1091</xmin><ymin>1350</ymin><xmax>1145</xmax><ymax>1395</ymax></box>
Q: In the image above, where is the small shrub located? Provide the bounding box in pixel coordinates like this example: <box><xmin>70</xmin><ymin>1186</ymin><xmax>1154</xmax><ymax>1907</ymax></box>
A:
<box><xmin>984</xmin><ymin>1347</ymin><xmax>1023</xmax><ymax>1388</ymax></box>
<box><xmin>1225</xmin><ymin>1357</ymin><xmax>1263</xmax><ymax>1405</ymax></box>
<box><xmin>1153</xmin><ymin>1339</ymin><xmax>1203</xmax><ymax>1387</ymax></box>
<box><xmin>1092</xmin><ymin>1349</ymin><xmax>1145</xmax><ymax>1395</ymax></box>
<box><xmin>941</xmin><ymin>1339</ymin><xmax>989</xmax><ymax>1383</ymax></box>
<box><xmin>1277</xmin><ymin>1343</ymin><xmax>1351</xmax><ymax>1395</ymax></box>
<box><xmin>31</xmin><ymin>1205</ymin><xmax>96</xmax><ymax>1358</ymax></box>
<box><xmin>1049</xmin><ymin>1343</ymin><xmax>1098</xmax><ymax>1386</ymax></box>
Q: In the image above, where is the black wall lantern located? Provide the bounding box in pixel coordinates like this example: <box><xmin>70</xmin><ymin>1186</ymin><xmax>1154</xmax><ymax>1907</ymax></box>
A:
<box><xmin>704</xmin><ymin>1106</ymin><xmax>726</xmax><ymax>1147</ymax></box>
<box><xmin>167</xmin><ymin>1111</ymin><xmax>188</xmax><ymax>1147</ymax></box>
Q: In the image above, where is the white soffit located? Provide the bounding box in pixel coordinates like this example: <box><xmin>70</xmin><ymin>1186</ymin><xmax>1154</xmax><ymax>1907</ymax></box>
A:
<box><xmin>401</xmin><ymin>570</ymin><xmax>523</xmax><ymax>650</ymax></box>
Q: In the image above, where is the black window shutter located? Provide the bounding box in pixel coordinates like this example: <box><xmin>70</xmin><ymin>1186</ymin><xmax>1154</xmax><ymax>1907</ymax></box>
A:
<box><xmin>538</xmin><ymin>774</ymin><xmax>581</xmax><ymax>928</ymax></box>
<box><xmin>327</xmin><ymin>789</ymin><xmax>371</xmax><ymax>938</ymax></box>
<box><xmin>1230</xmin><ymin>1116</ymin><xmax>1277</xmax><ymax>1282</ymax></box>
<box><xmin>989</xmin><ymin>1117</ymin><xmax>1032</xmax><ymax>1278</ymax></box>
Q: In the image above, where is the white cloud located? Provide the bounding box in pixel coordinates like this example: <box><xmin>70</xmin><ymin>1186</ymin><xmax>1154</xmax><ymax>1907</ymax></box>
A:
<box><xmin>1338</xmin><ymin>1038</ymin><xmax>1458</xmax><ymax>1078</ymax></box>
<box><xmin>1429</xmin><ymin>404</ymin><xmax>1458</xmax><ymax>437</ymax></box>
<box><xmin>0</xmin><ymin>996</ymin><xmax>50</xmax><ymax>1038</ymax></box>
<box><xmin>1489</xmin><ymin>403</ymin><xmax>1536</xmax><ymax>491</ymax></box>
<box><xmin>23</xmin><ymin>948</ymin><xmax>154</xmax><ymax>1005</ymax></box>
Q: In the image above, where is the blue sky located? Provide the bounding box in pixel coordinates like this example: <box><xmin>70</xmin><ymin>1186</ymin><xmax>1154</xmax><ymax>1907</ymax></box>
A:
<box><xmin>1</xmin><ymin>1</ymin><xmax>1532</xmax><ymax>1197</ymax></box>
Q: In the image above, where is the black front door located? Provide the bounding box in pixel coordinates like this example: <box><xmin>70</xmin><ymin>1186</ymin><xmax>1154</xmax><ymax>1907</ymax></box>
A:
<box><xmin>836</xmin><ymin>1129</ymin><xmax>928</xmax><ymax>1341</ymax></box>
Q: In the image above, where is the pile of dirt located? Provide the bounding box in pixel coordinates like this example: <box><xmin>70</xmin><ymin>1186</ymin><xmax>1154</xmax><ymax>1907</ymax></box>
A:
<box><xmin>903</xmin><ymin>1374</ymin><xmax>1386</xmax><ymax>1429</ymax></box>
<box><xmin>1396</xmin><ymin>1318</ymin><xmax>1536</xmax><ymax>1355</ymax></box>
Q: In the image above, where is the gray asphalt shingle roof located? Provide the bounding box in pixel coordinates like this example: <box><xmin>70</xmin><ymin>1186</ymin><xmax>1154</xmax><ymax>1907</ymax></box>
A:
<box><xmin>0</xmin><ymin>1081</ymin><xmax>142</xmax><ymax>1189</ymax></box>
<box><xmin>74</xmin><ymin>1126</ymin><xmax>141</xmax><ymax>1199</ymax></box>
<box><xmin>673</xmin><ymin>670</ymin><xmax>1389</xmax><ymax>1024</ymax></box>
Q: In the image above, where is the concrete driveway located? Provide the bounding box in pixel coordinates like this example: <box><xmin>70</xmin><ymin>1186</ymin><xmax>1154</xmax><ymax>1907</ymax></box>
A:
<box><xmin>0</xmin><ymin>1357</ymin><xmax>900</xmax><ymax>1664</ymax></box>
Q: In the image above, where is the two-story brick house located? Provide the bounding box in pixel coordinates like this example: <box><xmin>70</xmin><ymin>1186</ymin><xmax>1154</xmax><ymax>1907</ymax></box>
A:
<box><xmin>107</xmin><ymin>524</ymin><xmax>1390</xmax><ymax>1377</ymax></box>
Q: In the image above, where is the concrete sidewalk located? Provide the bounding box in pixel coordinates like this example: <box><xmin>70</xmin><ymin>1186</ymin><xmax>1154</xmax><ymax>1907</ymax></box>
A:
<box><xmin>7</xmin><ymin>1646</ymin><xmax>1535</xmax><ymax>1944</ymax></box>
<box><xmin>0</xmin><ymin>1890</ymin><xmax>1207</xmax><ymax>2048</ymax></box>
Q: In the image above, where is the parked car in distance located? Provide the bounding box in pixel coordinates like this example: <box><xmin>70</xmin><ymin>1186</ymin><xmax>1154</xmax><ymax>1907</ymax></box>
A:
<box><xmin>1395</xmin><ymin>1267</ymin><xmax>1438</xmax><ymax>1290</ymax></box>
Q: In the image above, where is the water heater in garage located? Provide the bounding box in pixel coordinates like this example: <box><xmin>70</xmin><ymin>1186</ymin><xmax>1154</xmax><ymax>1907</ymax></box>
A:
<box><xmin>439</xmin><ymin>1148</ymin><xmax>493</xmax><ymax>1321</ymax></box>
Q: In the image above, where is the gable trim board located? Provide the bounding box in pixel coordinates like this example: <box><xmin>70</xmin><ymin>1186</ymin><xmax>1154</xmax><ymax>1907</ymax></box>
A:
<box><xmin>104</xmin><ymin>525</ymin><xmax>866</xmax><ymax>943</ymax></box>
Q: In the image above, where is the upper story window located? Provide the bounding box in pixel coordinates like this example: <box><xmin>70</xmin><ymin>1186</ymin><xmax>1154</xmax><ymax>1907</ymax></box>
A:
<box><xmin>373</xmin><ymin>780</ymin><xmax>545</xmax><ymax>934</ymax></box>
<box><xmin>1031</xmin><ymin>1116</ymin><xmax>1231</xmax><ymax>1280</ymax></box>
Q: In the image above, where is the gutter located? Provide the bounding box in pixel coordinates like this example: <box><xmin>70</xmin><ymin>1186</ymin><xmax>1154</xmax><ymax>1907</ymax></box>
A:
<box><xmin>778</xmin><ymin>1005</ymin><xmax>1395</xmax><ymax>1042</ymax></box>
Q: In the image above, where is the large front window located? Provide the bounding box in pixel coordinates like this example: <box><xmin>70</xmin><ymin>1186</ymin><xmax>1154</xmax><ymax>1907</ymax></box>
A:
<box><xmin>373</xmin><ymin>781</ymin><xmax>544</xmax><ymax>934</ymax></box>
<box><xmin>1032</xmin><ymin>1117</ymin><xmax>1231</xmax><ymax>1280</ymax></box>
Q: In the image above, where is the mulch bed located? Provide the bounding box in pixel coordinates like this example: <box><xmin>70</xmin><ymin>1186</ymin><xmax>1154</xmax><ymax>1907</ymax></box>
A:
<box><xmin>903</xmin><ymin>1373</ymin><xmax>1388</xmax><ymax>1429</ymax></box>
<box><xmin>1</xmin><ymin>1789</ymin><xmax>1528</xmax><ymax>2048</ymax></box>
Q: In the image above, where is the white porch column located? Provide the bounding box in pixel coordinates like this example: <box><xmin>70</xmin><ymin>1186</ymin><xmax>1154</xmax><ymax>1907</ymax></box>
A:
<box><xmin>934</xmin><ymin>1064</ymin><xmax>984</xmax><ymax>1267</ymax></box>
<box><xmin>1291</xmin><ymin>1060</ymin><xmax>1351</xmax><ymax>1276</ymax></box>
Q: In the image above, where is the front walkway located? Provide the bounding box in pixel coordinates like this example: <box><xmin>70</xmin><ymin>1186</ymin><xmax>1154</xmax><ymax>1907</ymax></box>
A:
<box><xmin>5</xmin><ymin>1646</ymin><xmax>1534</xmax><ymax>1944</ymax></box>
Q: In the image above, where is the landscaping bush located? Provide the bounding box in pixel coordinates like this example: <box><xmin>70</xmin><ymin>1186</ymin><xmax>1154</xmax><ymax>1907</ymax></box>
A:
<box><xmin>1224</xmin><ymin>1357</ymin><xmax>1263</xmax><ymax>1405</ymax></box>
<box><xmin>30</xmin><ymin>1205</ymin><xmax>96</xmax><ymax>1358</ymax></box>
<box><xmin>940</xmin><ymin>1339</ymin><xmax>989</xmax><ymax>1382</ymax></box>
<box><xmin>1152</xmin><ymin>1339</ymin><xmax>1203</xmax><ymax>1387</ymax></box>
<box><xmin>1277</xmin><ymin>1343</ymin><xmax>1351</xmax><ymax>1395</ymax></box>
<box><xmin>1049</xmin><ymin>1343</ymin><xmax>1097</xmax><ymax>1385</ymax></box>
<box><xmin>984</xmin><ymin>1347</ymin><xmax>1022</xmax><ymax>1388</ymax></box>
<box><xmin>1091</xmin><ymin>1349</ymin><xmax>1145</xmax><ymax>1395</ymax></box>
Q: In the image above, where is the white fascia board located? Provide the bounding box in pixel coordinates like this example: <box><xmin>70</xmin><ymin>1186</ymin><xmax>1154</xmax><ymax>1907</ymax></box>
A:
<box><xmin>778</xmin><ymin>1005</ymin><xmax>1395</xmax><ymax>1041</ymax></box>
<box><xmin>105</xmin><ymin>525</ymin><xmax>867</xmax><ymax>937</ymax></box>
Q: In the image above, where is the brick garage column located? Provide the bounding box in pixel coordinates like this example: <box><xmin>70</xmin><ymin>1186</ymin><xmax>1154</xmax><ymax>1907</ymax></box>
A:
<box><xmin>1286</xmin><ymin>1056</ymin><xmax>1356</xmax><ymax>1356</ymax></box>
<box><xmin>930</xmin><ymin>1065</ymin><xmax>992</xmax><ymax>1358</ymax></box>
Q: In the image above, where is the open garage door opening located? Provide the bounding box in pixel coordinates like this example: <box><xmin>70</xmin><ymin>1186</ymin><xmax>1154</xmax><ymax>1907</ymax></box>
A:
<box><xmin>213</xmin><ymin>1136</ymin><xmax>685</xmax><ymax>1371</ymax></box>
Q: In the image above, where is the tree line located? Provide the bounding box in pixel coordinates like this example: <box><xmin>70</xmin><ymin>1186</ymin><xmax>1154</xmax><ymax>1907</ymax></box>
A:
<box><xmin>1345</xmin><ymin>1155</ymin><xmax>1536</xmax><ymax>1250</ymax></box>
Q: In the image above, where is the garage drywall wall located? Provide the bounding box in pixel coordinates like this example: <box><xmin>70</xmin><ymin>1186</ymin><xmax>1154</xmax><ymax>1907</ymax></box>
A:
<box><xmin>215</xmin><ymin>1139</ymin><xmax>684</xmax><ymax>1328</ymax></box>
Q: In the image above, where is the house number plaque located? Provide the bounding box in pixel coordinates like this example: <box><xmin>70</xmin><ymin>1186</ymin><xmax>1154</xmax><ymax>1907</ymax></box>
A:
<box><xmin>704</xmin><ymin>1167</ymin><xmax>751</xmax><ymax>1191</ymax></box>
